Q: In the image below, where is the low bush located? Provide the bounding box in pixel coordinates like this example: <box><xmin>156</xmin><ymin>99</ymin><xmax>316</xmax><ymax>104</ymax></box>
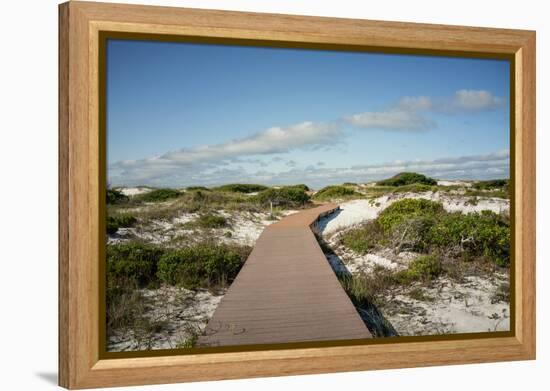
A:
<box><xmin>394</xmin><ymin>254</ymin><xmax>442</xmax><ymax>283</ymax></box>
<box><xmin>107</xmin><ymin>242</ymin><xmax>165</xmax><ymax>288</ymax></box>
<box><xmin>215</xmin><ymin>183</ymin><xmax>268</xmax><ymax>193</ymax></box>
<box><xmin>281</xmin><ymin>184</ymin><xmax>310</xmax><ymax>192</ymax></box>
<box><xmin>135</xmin><ymin>188</ymin><xmax>182</xmax><ymax>202</ymax></box>
<box><xmin>428</xmin><ymin>210</ymin><xmax>510</xmax><ymax>266</ymax></box>
<box><xmin>473</xmin><ymin>179</ymin><xmax>508</xmax><ymax>190</ymax></box>
<box><xmin>465</xmin><ymin>188</ymin><xmax>509</xmax><ymax>200</ymax></box>
<box><xmin>312</xmin><ymin>185</ymin><xmax>360</xmax><ymax>201</ymax></box>
<box><xmin>340</xmin><ymin>199</ymin><xmax>510</xmax><ymax>267</ymax></box>
<box><xmin>377</xmin><ymin>172</ymin><xmax>437</xmax><ymax>187</ymax></box>
<box><xmin>340</xmin><ymin>220</ymin><xmax>385</xmax><ymax>254</ymax></box>
<box><xmin>106</xmin><ymin>217</ymin><xmax>119</xmax><ymax>235</ymax></box>
<box><xmin>106</xmin><ymin>243</ymin><xmax>166</xmax><ymax>341</ymax></box>
<box><xmin>377</xmin><ymin>199</ymin><xmax>443</xmax><ymax>233</ymax></box>
<box><xmin>465</xmin><ymin>179</ymin><xmax>509</xmax><ymax>199</ymax></box>
<box><xmin>252</xmin><ymin>187</ymin><xmax>310</xmax><ymax>207</ymax></box>
<box><xmin>107</xmin><ymin>188</ymin><xmax>129</xmax><ymax>205</ymax></box>
<box><xmin>388</xmin><ymin>216</ymin><xmax>437</xmax><ymax>253</ymax></box>
<box><xmin>116</xmin><ymin>213</ymin><xmax>137</xmax><ymax>227</ymax></box>
<box><xmin>106</xmin><ymin>214</ymin><xmax>137</xmax><ymax>235</ymax></box>
<box><xmin>107</xmin><ymin>240</ymin><xmax>251</xmax><ymax>291</ymax></box>
<box><xmin>186</xmin><ymin>186</ymin><xmax>211</xmax><ymax>192</ymax></box>
<box><xmin>156</xmin><ymin>243</ymin><xmax>250</xmax><ymax>289</ymax></box>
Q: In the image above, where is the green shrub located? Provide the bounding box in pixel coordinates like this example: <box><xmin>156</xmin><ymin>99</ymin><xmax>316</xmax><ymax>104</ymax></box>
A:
<box><xmin>429</xmin><ymin>211</ymin><xmax>510</xmax><ymax>266</ymax></box>
<box><xmin>465</xmin><ymin>188</ymin><xmax>509</xmax><ymax>199</ymax></box>
<box><xmin>313</xmin><ymin>185</ymin><xmax>360</xmax><ymax>201</ymax></box>
<box><xmin>136</xmin><ymin>188</ymin><xmax>182</xmax><ymax>202</ymax></box>
<box><xmin>252</xmin><ymin>187</ymin><xmax>310</xmax><ymax>207</ymax></box>
<box><xmin>107</xmin><ymin>242</ymin><xmax>165</xmax><ymax>287</ymax></box>
<box><xmin>106</xmin><ymin>214</ymin><xmax>137</xmax><ymax>234</ymax></box>
<box><xmin>156</xmin><ymin>243</ymin><xmax>250</xmax><ymax>289</ymax></box>
<box><xmin>465</xmin><ymin>179</ymin><xmax>510</xmax><ymax>199</ymax></box>
<box><xmin>282</xmin><ymin>184</ymin><xmax>310</xmax><ymax>192</ymax></box>
<box><xmin>409</xmin><ymin>254</ymin><xmax>442</xmax><ymax>279</ymax></box>
<box><xmin>186</xmin><ymin>186</ymin><xmax>211</xmax><ymax>192</ymax></box>
<box><xmin>106</xmin><ymin>217</ymin><xmax>120</xmax><ymax>235</ymax></box>
<box><xmin>377</xmin><ymin>172</ymin><xmax>437</xmax><ymax>187</ymax></box>
<box><xmin>473</xmin><ymin>179</ymin><xmax>508</xmax><ymax>190</ymax></box>
<box><xmin>339</xmin><ymin>198</ymin><xmax>510</xmax><ymax>268</ymax></box>
<box><xmin>107</xmin><ymin>188</ymin><xmax>129</xmax><ymax>204</ymax></box>
<box><xmin>215</xmin><ymin>183</ymin><xmax>268</xmax><ymax>193</ymax></box>
<box><xmin>395</xmin><ymin>255</ymin><xmax>442</xmax><ymax>283</ymax></box>
<box><xmin>116</xmin><ymin>214</ymin><xmax>137</xmax><ymax>227</ymax></box>
<box><xmin>389</xmin><ymin>216</ymin><xmax>437</xmax><ymax>253</ymax></box>
<box><xmin>340</xmin><ymin>220</ymin><xmax>385</xmax><ymax>254</ymax></box>
<box><xmin>378</xmin><ymin>199</ymin><xmax>444</xmax><ymax>233</ymax></box>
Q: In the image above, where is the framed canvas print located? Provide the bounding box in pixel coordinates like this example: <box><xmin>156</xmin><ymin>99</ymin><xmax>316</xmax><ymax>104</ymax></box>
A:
<box><xmin>59</xmin><ymin>1</ymin><xmax>536</xmax><ymax>389</ymax></box>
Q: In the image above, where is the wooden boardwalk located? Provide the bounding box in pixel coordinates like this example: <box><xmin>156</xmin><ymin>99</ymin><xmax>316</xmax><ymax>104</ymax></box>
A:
<box><xmin>197</xmin><ymin>204</ymin><xmax>372</xmax><ymax>347</ymax></box>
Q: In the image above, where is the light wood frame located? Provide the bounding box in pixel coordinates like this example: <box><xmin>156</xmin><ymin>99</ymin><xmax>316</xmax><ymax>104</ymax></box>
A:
<box><xmin>59</xmin><ymin>1</ymin><xmax>536</xmax><ymax>389</ymax></box>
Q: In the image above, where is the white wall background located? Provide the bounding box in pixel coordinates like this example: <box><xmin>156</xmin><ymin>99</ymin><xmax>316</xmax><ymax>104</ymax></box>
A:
<box><xmin>0</xmin><ymin>0</ymin><xmax>546</xmax><ymax>389</ymax></box>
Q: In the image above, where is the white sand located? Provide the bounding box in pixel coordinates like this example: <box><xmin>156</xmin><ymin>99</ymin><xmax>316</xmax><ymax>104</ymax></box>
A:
<box><xmin>385</xmin><ymin>275</ymin><xmax>510</xmax><ymax>335</ymax></box>
<box><xmin>409</xmin><ymin>192</ymin><xmax>509</xmax><ymax>215</ymax></box>
<box><xmin>318</xmin><ymin>198</ymin><xmax>388</xmax><ymax>235</ymax></box>
<box><xmin>437</xmin><ymin>180</ymin><xmax>473</xmax><ymax>187</ymax></box>
<box><xmin>219</xmin><ymin>211</ymin><xmax>274</xmax><ymax>246</ymax></box>
<box><xmin>117</xmin><ymin>187</ymin><xmax>153</xmax><ymax>196</ymax></box>
<box><xmin>108</xmin><ymin>286</ymin><xmax>223</xmax><ymax>351</ymax></box>
<box><xmin>323</xmin><ymin>234</ymin><xmax>510</xmax><ymax>336</ymax></box>
<box><xmin>327</xmin><ymin>251</ymin><xmax>400</xmax><ymax>274</ymax></box>
<box><xmin>108</xmin><ymin>209</ymin><xmax>297</xmax><ymax>247</ymax></box>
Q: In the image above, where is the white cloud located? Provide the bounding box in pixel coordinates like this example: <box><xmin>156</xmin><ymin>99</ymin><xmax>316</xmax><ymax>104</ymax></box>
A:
<box><xmin>397</xmin><ymin>96</ymin><xmax>433</xmax><ymax>111</ymax></box>
<box><xmin>344</xmin><ymin>89</ymin><xmax>503</xmax><ymax>132</ymax></box>
<box><xmin>345</xmin><ymin>110</ymin><xmax>435</xmax><ymax>131</ymax></box>
<box><xmin>161</xmin><ymin>121</ymin><xmax>340</xmax><ymax>163</ymax></box>
<box><xmin>451</xmin><ymin>89</ymin><xmax>503</xmax><ymax>111</ymax></box>
<box><xmin>109</xmin><ymin>121</ymin><xmax>341</xmax><ymax>185</ymax></box>
<box><xmin>110</xmin><ymin>149</ymin><xmax>509</xmax><ymax>189</ymax></box>
<box><xmin>109</xmin><ymin>89</ymin><xmax>505</xmax><ymax>186</ymax></box>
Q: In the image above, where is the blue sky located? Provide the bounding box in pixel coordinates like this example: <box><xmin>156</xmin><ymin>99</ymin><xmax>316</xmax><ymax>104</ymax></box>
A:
<box><xmin>107</xmin><ymin>39</ymin><xmax>510</xmax><ymax>188</ymax></box>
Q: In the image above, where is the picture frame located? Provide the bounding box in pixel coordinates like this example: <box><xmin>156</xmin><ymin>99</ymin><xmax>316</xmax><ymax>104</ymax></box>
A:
<box><xmin>58</xmin><ymin>1</ymin><xmax>536</xmax><ymax>389</ymax></box>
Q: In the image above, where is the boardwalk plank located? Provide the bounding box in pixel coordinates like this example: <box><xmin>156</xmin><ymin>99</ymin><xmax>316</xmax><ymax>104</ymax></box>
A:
<box><xmin>197</xmin><ymin>204</ymin><xmax>371</xmax><ymax>347</ymax></box>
